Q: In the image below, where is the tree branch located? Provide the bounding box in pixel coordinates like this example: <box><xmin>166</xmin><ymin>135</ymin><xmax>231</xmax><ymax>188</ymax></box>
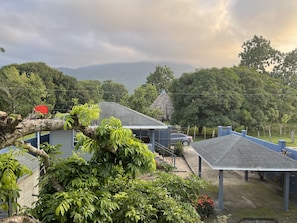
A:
<box><xmin>15</xmin><ymin>141</ymin><xmax>64</xmax><ymax>192</ymax></box>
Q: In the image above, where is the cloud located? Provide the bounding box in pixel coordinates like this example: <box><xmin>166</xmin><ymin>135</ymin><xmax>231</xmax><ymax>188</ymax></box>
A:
<box><xmin>0</xmin><ymin>0</ymin><xmax>297</xmax><ymax>68</ymax></box>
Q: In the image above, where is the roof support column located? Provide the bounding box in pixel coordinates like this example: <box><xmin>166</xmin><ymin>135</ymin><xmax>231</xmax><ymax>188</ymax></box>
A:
<box><xmin>283</xmin><ymin>172</ymin><xmax>290</xmax><ymax>211</ymax></box>
<box><xmin>244</xmin><ymin>170</ymin><xmax>249</xmax><ymax>181</ymax></box>
<box><xmin>218</xmin><ymin>170</ymin><xmax>224</xmax><ymax>209</ymax></box>
<box><xmin>198</xmin><ymin>156</ymin><xmax>202</xmax><ymax>178</ymax></box>
<box><xmin>150</xmin><ymin>129</ymin><xmax>155</xmax><ymax>152</ymax></box>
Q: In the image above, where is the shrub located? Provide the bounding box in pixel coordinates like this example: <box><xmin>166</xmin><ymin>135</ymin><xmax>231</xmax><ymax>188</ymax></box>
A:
<box><xmin>192</xmin><ymin>195</ymin><xmax>214</xmax><ymax>220</ymax></box>
<box><xmin>174</xmin><ymin>142</ymin><xmax>184</xmax><ymax>156</ymax></box>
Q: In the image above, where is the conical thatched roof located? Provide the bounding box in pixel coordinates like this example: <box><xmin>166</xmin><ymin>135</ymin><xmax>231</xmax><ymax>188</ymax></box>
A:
<box><xmin>150</xmin><ymin>91</ymin><xmax>174</xmax><ymax>121</ymax></box>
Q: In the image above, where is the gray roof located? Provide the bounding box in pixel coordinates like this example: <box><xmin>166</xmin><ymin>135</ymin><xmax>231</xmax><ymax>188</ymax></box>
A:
<box><xmin>97</xmin><ymin>102</ymin><xmax>168</xmax><ymax>129</ymax></box>
<box><xmin>16</xmin><ymin>151</ymin><xmax>40</xmax><ymax>172</ymax></box>
<box><xmin>192</xmin><ymin>134</ymin><xmax>297</xmax><ymax>171</ymax></box>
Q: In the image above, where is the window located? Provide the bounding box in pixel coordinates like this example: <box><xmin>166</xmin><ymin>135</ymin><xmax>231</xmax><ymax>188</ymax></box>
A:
<box><xmin>72</xmin><ymin>130</ymin><xmax>78</xmax><ymax>147</ymax></box>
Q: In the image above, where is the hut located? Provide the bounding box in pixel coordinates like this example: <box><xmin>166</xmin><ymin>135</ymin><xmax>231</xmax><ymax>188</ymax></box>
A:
<box><xmin>150</xmin><ymin>90</ymin><xmax>174</xmax><ymax>122</ymax></box>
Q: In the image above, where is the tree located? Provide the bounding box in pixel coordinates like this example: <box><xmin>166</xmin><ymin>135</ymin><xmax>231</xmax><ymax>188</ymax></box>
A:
<box><xmin>0</xmin><ymin>47</ymin><xmax>4</xmax><ymax>52</ymax></box>
<box><xmin>11</xmin><ymin>62</ymin><xmax>102</xmax><ymax>113</ymax></box>
<box><xmin>169</xmin><ymin>66</ymin><xmax>297</xmax><ymax>131</ymax></box>
<box><xmin>101</xmin><ymin>80</ymin><xmax>128</xmax><ymax>103</ymax></box>
<box><xmin>271</xmin><ymin>48</ymin><xmax>297</xmax><ymax>88</ymax></box>
<box><xmin>239</xmin><ymin>35</ymin><xmax>282</xmax><ymax>74</ymax></box>
<box><xmin>146</xmin><ymin>65</ymin><xmax>175</xmax><ymax>93</ymax></box>
<box><xmin>0</xmin><ymin>104</ymin><xmax>205</xmax><ymax>222</ymax></box>
<box><xmin>122</xmin><ymin>84</ymin><xmax>161</xmax><ymax>118</ymax></box>
<box><xmin>235</xmin><ymin>66</ymin><xmax>274</xmax><ymax>129</ymax></box>
<box><xmin>77</xmin><ymin>80</ymin><xmax>103</xmax><ymax>104</ymax></box>
<box><xmin>0</xmin><ymin>66</ymin><xmax>47</xmax><ymax>116</ymax></box>
<box><xmin>170</xmin><ymin>68</ymin><xmax>243</xmax><ymax>131</ymax></box>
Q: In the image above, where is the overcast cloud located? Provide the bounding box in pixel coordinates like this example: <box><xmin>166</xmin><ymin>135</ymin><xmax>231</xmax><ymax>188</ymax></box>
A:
<box><xmin>1</xmin><ymin>0</ymin><xmax>297</xmax><ymax>68</ymax></box>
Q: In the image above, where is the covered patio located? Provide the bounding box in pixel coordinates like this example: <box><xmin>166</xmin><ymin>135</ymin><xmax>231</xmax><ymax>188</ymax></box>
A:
<box><xmin>191</xmin><ymin>133</ymin><xmax>297</xmax><ymax>211</ymax></box>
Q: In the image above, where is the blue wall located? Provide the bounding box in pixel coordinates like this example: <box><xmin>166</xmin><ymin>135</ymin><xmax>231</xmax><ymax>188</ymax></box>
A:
<box><xmin>26</xmin><ymin>133</ymin><xmax>50</xmax><ymax>148</ymax></box>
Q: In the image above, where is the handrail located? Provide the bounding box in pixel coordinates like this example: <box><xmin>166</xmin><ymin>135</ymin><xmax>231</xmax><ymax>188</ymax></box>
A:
<box><xmin>154</xmin><ymin>141</ymin><xmax>176</xmax><ymax>167</ymax></box>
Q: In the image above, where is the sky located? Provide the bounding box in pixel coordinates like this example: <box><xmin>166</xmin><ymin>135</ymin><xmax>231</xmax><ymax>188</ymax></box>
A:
<box><xmin>1</xmin><ymin>0</ymin><xmax>297</xmax><ymax>69</ymax></box>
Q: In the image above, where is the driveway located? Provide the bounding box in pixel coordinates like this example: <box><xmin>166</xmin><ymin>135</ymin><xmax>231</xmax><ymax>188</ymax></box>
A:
<box><xmin>177</xmin><ymin>146</ymin><xmax>297</xmax><ymax>223</ymax></box>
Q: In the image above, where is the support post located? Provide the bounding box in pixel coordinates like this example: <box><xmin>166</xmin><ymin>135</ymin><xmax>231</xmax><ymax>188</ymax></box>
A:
<box><xmin>218</xmin><ymin>170</ymin><xmax>224</xmax><ymax>209</ymax></box>
<box><xmin>244</xmin><ymin>170</ymin><xmax>249</xmax><ymax>181</ymax></box>
<box><xmin>150</xmin><ymin>129</ymin><xmax>155</xmax><ymax>152</ymax></box>
<box><xmin>36</xmin><ymin>131</ymin><xmax>40</xmax><ymax>149</ymax></box>
<box><xmin>283</xmin><ymin>172</ymin><xmax>290</xmax><ymax>211</ymax></box>
<box><xmin>198</xmin><ymin>156</ymin><xmax>202</xmax><ymax>178</ymax></box>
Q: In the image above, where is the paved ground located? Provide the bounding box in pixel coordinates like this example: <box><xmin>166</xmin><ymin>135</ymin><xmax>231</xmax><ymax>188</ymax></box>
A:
<box><xmin>171</xmin><ymin>146</ymin><xmax>297</xmax><ymax>223</ymax></box>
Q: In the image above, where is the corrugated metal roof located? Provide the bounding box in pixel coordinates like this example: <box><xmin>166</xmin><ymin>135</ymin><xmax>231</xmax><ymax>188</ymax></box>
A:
<box><xmin>97</xmin><ymin>102</ymin><xmax>168</xmax><ymax>129</ymax></box>
<box><xmin>192</xmin><ymin>134</ymin><xmax>297</xmax><ymax>171</ymax></box>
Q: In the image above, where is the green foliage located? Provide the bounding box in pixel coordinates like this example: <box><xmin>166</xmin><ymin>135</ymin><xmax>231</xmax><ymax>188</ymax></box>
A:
<box><xmin>239</xmin><ymin>35</ymin><xmax>282</xmax><ymax>74</ymax></box>
<box><xmin>107</xmin><ymin>173</ymin><xmax>202</xmax><ymax>223</ymax></box>
<box><xmin>0</xmin><ymin>62</ymin><xmax>106</xmax><ymax>116</ymax></box>
<box><xmin>0</xmin><ymin>66</ymin><xmax>47</xmax><ymax>116</ymax></box>
<box><xmin>146</xmin><ymin>65</ymin><xmax>175</xmax><ymax>93</ymax></box>
<box><xmin>153</xmin><ymin>172</ymin><xmax>208</xmax><ymax>203</ymax></box>
<box><xmin>33</xmin><ymin>156</ymin><xmax>204</xmax><ymax>223</ymax></box>
<box><xmin>31</xmin><ymin>104</ymin><xmax>206</xmax><ymax>222</ymax></box>
<box><xmin>169</xmin><ymin>66</ymin><xmax>297</xmax><ymax>131</ymax></box>
<box><xmin>0</xmin><ymin>150</ymin><xmax>31</xmax><ymax>214</ymax></box>
<box><xmin>170</xmin><ymin>68</ymin><xmax>243</xmax><ymax>129</ymax></box>
<box><xmin>173</xmin><ymin>142</ymin><xmax>184</xmax><ymax>157</ymax></box>
<box><xmin>77</xmin><ymin>80</ymin><xmax>103</xmax><ymax>104</ymax></box>
<box><xmin>102</xmin><ymin>80</ymin><xmax>128</xmax><ymax>103</ymax></box>
<box><xmin>40</xmin><ymin>142</ymin><xmax>62</xmax><ymax>158</ymax></box>
<box><xmin>272</xmin><ymin>48</ymin><xmax>297</xmax><ymax>88</ymax></box>
<box><xmin>92</xmin><ymin>117</ymin><xmax>156</xmax><ymax>178</ymax></box>
<box><xmin>122</xmin><ymin>84</ymin><xmax>161</xmax><ymax>118</ymax></box>
<box><xmin>64</xmin><ymin>103</ymin><xmax>100</xmax><ymax>129</ymax></box>
<box><xmin>53</xmin><ymin>188</ymin><xmax>98</xmax><ymax>223</ymax></box>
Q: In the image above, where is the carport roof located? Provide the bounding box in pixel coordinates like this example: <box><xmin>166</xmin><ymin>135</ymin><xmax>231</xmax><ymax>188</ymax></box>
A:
<box><xmin>97</xmin><ymin>102</ymin><xmax>168</xmax><ymax>129</ymax></box>
<box><xmin>192</xmin><ymin>134</ymin><xmax>297</xmax><ymax>171</ymax></box>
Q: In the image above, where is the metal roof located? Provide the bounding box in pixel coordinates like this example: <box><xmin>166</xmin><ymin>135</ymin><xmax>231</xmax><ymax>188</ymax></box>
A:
<box><xmin>97</xmin><ymin>102</ymin><xmax>168</xmax><ymax>129</ymax></box>
<box><xmin>192</xmin><ymin>134</ymin><xmax>297</xmax><ymax>171</ymax></box>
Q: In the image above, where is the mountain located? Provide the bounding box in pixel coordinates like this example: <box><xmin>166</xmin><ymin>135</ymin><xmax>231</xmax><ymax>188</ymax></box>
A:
<box><xmin>57</xmin><ymin>61</ymin><xmax>195</xmax><ymax>92</ymax></box>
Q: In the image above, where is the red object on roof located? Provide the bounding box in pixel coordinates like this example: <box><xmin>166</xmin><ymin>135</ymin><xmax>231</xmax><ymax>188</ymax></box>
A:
<box><xmin>34</xmin><ymin>105</ymin><xmax>49</xmax><ymax>114</ymax></box>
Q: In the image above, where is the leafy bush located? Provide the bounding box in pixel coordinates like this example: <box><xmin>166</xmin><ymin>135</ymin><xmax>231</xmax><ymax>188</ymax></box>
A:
<box><xmin>173</xmin><ymin>142</ymin><xmax>184</xmax><ymax>157</ymax></box>
<box><xmin>192</xmin><ymin>195</ymin><xmax>215</xmax><ymax>220</ymax></box>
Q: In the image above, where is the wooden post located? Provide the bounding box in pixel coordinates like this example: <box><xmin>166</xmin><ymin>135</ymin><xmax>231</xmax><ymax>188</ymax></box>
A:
<box><xmin>203</xmin><ymin>126</ymin><xmax>206</xmax><ymax>139</ymax></box>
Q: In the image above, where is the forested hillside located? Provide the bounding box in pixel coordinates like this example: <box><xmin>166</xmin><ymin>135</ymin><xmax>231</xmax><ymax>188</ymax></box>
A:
<box><xmin>58</xmin><ymin>61</ymin><xmax>195</xmax><ymax>92</ymax></box>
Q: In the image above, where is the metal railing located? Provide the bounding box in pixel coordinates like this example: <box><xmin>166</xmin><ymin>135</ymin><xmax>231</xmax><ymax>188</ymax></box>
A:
<box><xmin>154</xmin><ymin>141</ymin><xmax>176</xmax><ymax>167</ymax></box>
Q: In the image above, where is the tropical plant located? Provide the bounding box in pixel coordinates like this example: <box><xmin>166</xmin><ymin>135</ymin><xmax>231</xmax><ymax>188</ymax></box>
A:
<box><xmin>27</xmin><ymin>104</ymin><xmax>205</xmax><ymax>222</ymax></box>
<box><xmin>0</xmin><ymin>150</ymin><xmax>31</xmax><ymax>216</ymax></box>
